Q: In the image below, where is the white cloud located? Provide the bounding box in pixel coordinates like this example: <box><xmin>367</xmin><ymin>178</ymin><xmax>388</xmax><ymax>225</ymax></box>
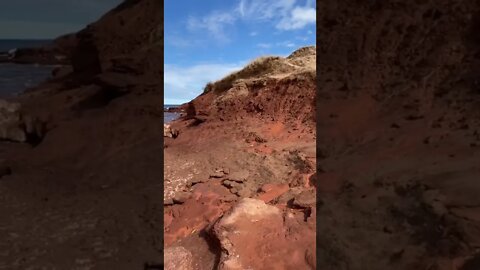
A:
<box><xmin>183</xmin><ymin>0</ymin><xmax>315</xmax><ymax>44</ymax></box>
<box><xmin>277</xmin><ymin>41</ymin><xmax>296</xmax><ymax>47</ymax></box>
<box><xmin>257</xmin><ymin>43</ymin><xmax>272</xmax><ymax>48</ymax></box>
<box><xmin>257</xmin><ymin>41</ymin><xmax>299</xmax><ymax>49</ymax></box>
<box><xmin>236</xmin><ymin>0</ymin><xmax>315</xmax><ymax>31</ymax></box>
<box><xmin>187</xmin><ymin>11</ymin><xmax>236</xmax><ymax>42</ymax></box>
<box><xmin>276</xmin><ymin>6</ymin><xmax>316</xmax><ymax>30</ymax></box>
<box><xmin>164</xmin><ymin>62</ymin><xmax>243</xmax><ymax>103</ymax></box>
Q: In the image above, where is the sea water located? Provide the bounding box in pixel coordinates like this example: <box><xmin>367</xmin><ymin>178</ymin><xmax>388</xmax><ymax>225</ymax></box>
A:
<box><xmin>0</xmin><ymin>39</ymin><xmax>54</xmax><ymax>98</ymax></box>
<box><xmin>164</xmin><ymin>104</ymin><xmax>181</xmax><ymax>123</ymax></box>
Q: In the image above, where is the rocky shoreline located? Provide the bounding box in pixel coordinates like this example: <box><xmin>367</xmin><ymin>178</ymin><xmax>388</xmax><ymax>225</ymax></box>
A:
<box><xmin>0</xmin><ymin>0</ymin><xmax>163</xmax><ymax>269</ymax></box>
<box><xmin>0</xmin><ymin>34</ymin><xmax>76</xmax><ymax>65</ymax></box>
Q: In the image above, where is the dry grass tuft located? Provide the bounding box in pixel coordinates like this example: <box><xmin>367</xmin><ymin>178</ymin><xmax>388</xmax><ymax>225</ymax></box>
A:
<box><xmin>204</xmin><ymin>56</ymin><xmax>293</xmax><ymax>93</ymax></box>
<box><xmin>204</xmin><ymin>46</ymin><xmax>316</xmax><ymax>94</ymax></box>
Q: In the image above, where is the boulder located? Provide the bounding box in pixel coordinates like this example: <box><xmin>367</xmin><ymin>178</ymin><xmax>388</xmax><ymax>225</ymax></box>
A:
<box><xmin>0</xmin><ymin>99</ymin><xmax>26</xmax><ymax>142</ymax></box>
<box><xmin>164</xmin><ymin>246</ymin><xmax>193</xmax><ymax>270</ymax></box>
<box><xmin>0</xmin><ymin>99</ymin><xmax>44</xmax><ymax>143</ymax></box>
<box><xmin>163</xmin><ymin>124</ymin><xmax>179</xmax><ymax>138</ymax></box>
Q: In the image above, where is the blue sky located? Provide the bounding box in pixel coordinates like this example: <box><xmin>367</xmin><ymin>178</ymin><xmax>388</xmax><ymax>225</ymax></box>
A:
<box><xmin>165</xmin><ymin>0</ymin><xmax>316</xmax><ymax>105</ymax></box>
<box><xmin>0</xmin><ymin>0</ymin><xmax>122</xmax><ymax>39</ymax></box>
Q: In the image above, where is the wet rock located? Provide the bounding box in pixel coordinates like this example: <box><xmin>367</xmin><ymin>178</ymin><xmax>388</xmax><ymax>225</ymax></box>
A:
<box><xmin>164</xmin><ymin>124</ymin><xmax>179</xmax><ymax>138</ymax></box>
<box><xmin>164</xmin><ymin>246</ymin><xmax>193</xmax><ymax>270</ymax></box>
<box><xmin>213</xmin><ymin>198</ymin><xmax>283</xmax><ymax>270</ymax></box>
<box><xmin>292</xmin><ymin>189</ymin><xmax>316</xmax><ymax>208</ymax></box>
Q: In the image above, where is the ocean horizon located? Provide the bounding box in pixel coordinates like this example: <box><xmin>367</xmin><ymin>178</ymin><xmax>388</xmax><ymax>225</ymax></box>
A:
<box><xmin>0</xmin><ymin>39</ymin><xmax>52</xmax><ymax>52</ymax></box>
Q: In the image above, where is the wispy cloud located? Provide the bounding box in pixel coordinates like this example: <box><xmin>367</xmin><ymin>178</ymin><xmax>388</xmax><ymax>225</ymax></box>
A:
<box><xmin>187</xmin><ymin>11</ymin><xmax>236</xmax><ymax>43</ymax></box>
<box><xmin>237</xmin><ymin>0</ymin><xmax>295</xmax><ymax>20</ymax></box>
<box><xmin>184</xmin><ymin>0</ymin><xmax>316</xmax><ymax>43</ymax></box>
<box><xmin>165</xmin><ymin>62</ymin><xmax>244</xmax><ymax>103</ymax></box>
<box><xmin>237</xmin><ymin>0</ymin><xmax>315</xmax><ymax>30</ymax></box>
<box><xmin>277</xmin><ymin>41</ymin><xmax>296</xmax><ymax>47</ymax></box>
<box><xmin>257</xmin><ymin>41</ymin><xmax>297</xmax><ymax>49</ymax></box>
<box><xmin>276</xmin><ymin>6</ymin><xmax>316</xmax><ymax>30</ymax></box>
<box><xmin>257</xmin><ymin>43</ymin><xmax>272</xmax><ymax>48</ymax></box>
<box><xmin>166</xmin><ymin>35</ymin><xmax>201</xmax><ymax>48</ymax></box>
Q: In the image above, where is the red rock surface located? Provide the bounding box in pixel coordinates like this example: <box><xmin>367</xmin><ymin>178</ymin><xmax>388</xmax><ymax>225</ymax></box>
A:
<box><xmin>317</xmin><ymin>1</ymin><xmax>480</xmax><ymax>269</ymax></box>
<box><xmin>213</xmin><ymin>198</ymin><xmax>315</xmax><ymax>270</ymax></box>
<box><xmin>164</xmin><ymin>47</ymin><xmax>317</xmax><ymax>269</ymax></box>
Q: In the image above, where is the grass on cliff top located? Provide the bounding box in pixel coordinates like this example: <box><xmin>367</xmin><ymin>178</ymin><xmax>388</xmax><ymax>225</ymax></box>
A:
<box><xmin>203</xmin><ymin>46</ymin><xmax>316</xmax><ymax>94</ymax></box>
<box><xmin>203</xmin><ymin>56</ymin><xmax>288</xmax><ymax>94</ymax></box>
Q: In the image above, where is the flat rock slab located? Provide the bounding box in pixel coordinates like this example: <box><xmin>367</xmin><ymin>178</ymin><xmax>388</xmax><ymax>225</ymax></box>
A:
<box><xmin>164</xmin><ymin>246</ymin><xmax>193</xmax><ymax>270</ymax></box>
<box><xmin>214</xmin><ymin>198</ymin><xmax>315</xmax><ymax>270</ymax></box>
